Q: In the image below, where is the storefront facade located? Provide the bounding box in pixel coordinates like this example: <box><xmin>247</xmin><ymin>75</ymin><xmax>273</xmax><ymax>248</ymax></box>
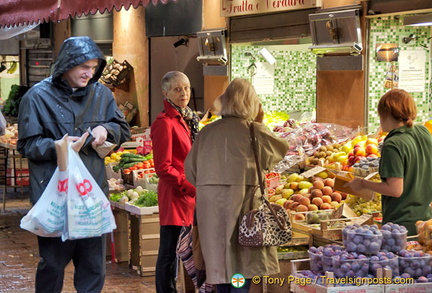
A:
<box><xmin>0</xmin><ymin>0</ymin><xmax>431</xmax><ymax>131</ymax></box>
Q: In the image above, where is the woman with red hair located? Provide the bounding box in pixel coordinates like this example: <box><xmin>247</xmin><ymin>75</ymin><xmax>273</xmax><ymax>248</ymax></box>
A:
<box><xmin>347</xmin><ymin>89</ymin><xmax>432</xmax><ymax>235</ymax></box>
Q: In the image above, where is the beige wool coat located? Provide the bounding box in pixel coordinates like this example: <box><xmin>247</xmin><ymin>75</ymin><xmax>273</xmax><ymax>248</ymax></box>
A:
<box><xmin>184</xmin><ymin>117</ymin><xmax>289</xmax><ymax>284</ymax></box>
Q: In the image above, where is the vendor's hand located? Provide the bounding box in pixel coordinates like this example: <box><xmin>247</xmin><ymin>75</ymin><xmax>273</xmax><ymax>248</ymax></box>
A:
<box><xmin>254</xmin><ymin>103</ymin><xmax>264</xmax><ymax>123</ymax></box>
<box><xmin>344</xmin><ymin>177</ymin><xmax>363</xmax><ymax>192</ymax></box>
<box><xmin>91</xmin><ymin>125</ymin><xmax>108</xmax><ymax>147</ymax></box>
<box><xmin>71</xmin><ymin>132</ymin><xmax>89</xmax><ymax>152</ymax></box>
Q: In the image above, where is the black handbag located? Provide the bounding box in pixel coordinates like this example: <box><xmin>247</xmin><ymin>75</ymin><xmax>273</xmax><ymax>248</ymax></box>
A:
<box><xmin>238</xmin><ymin>122</ymin><xmax>292</xmax><ymax>247</ymax></box>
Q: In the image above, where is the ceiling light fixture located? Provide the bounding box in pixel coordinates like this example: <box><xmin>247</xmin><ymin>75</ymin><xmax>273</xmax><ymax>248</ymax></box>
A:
<box><xmin>403</xmin><ymin>13</ymin><xmax>432</xmax><ymax>26</ymax></box>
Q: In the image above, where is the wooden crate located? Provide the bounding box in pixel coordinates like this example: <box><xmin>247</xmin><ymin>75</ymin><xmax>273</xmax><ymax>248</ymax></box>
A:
<box><xmin>291</xmin><ymin>213</ymin><xmax>373</xmax><ymax>241</ymax></box>
<box><xmin>129</xmin><ymin>212</ymin><xmax>160</xmax><ymax>276</ymax></box>
<box><xmin>112</xmin><ymin>207</ymin><xmax>130</xmax><ymax>263</ymax></box>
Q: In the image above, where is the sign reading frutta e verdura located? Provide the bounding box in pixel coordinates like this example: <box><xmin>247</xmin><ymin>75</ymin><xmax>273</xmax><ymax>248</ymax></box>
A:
<box><xmin>221</xmin><ymin>0</ymin><xmax>319</xmax><ymax>17</ymax></box>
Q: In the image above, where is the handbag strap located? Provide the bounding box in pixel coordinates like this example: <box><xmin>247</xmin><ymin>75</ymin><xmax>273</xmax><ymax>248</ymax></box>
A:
<box><xmin>249</xmin><ymin>122</ymin><xmax>287</xmax><ymax>230</ymax></box>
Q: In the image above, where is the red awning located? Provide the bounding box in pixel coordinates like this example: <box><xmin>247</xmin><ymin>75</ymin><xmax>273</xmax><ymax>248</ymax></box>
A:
<box><xmin>0</xmin><ymin>0</ymin><xmax>174</xmax><ymax>28</ymax></box>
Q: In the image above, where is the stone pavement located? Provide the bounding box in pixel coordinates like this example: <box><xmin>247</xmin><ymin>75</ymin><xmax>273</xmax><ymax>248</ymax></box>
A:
<box><xmin>0</xmin><ymin>187</ymin><xmax>157</xmax><ymax>293</ymax></box>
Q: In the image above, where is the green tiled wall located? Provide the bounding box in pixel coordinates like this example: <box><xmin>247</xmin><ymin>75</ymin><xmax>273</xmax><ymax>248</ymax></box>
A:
<box><xmin>230</xmin><ymin>44</ymin><xmax>317</xmax><ymax>115</ymax></box>
<box><xmin>230</xmin><ymin>16</ymin><xmax>431</xmax><ymax>132</ymax></box>
<box><xmin>367</xmin><ymin>15</ymin><xmax>431</xmax><ymax>133</ymax></box>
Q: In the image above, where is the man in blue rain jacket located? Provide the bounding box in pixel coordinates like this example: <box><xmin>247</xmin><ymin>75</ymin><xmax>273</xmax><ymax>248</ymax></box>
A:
<box><xmin>17</xmin><ymin>36</ymin><xmax>130</xmax><ymax>293</ymax></box>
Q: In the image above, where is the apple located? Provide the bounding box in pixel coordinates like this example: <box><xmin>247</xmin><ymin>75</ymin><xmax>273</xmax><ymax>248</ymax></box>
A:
<box><xmin>354</xmin><ymin>155</ymin><xmax>366</xmax><ymax>163</ymax></box>
<box><xmin>366</xmin><ymin>137</ymin><xmax>379</xmax><ymax>145</ymax></box>
<box><xmin>354</xmin><ymin>146</ymin><xmax>366</xmax><ymax>157</ymax></box>
<box><xmin>365</xmin><ymin>144</ymin><xmax>378</xmax><ymax>155</ymax></box>
<box><xmin>367</xmin><ymin>154</ymin><xmax>379</xmax><ymax>158</ymax></box>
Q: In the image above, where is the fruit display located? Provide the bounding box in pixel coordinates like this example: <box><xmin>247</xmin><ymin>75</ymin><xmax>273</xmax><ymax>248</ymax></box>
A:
<box><xmin>342</xmin><ymin>224</ymin><xmax>382</xmax><ymax>255</ymax></box>
<box><xmin>306</xmin><ymin>210</ymin><xmax>333</xmax><ymax>224</ymax></box>
<box><xmin>109</xmin><ymin>186</ymin><xmax>158</xmax><ymax>207</ymax></box>
<box><xmin>381</xmin><ymin>223</ymin><xmax>408</xmax><ymax>253</ymax></box>
<box><xmin>416</xmin><ymin>219</ymin><xmax>432</xmax><ymax>252</ymax></box>
<box><xmin>112</xmin><ymin>152</ymin><xmax>154</xmax><ymax>174</ymax></box>
<box><xmin>0</xmin><ymin>123</ymin><xmax>18</xmax><ymax>145</ymax></box>
<box><xmin>398</xmin><ymin>250</ymin><xmax>432</xmax><ymax>278</ymax></box>
<box><xmin>344</xmin><ymin>193</ymin><xmax>382</xmax><ymax>216</ymax></box>
<box><xmin>308</xmin><ymin>244</ymin><xmax>345</xmax><ymax>274</ymax></box>
<box><xmin>306</xmin><ymin>134</ymin><xmax>384</xmax><ymax>172</ymax></box>
<box><xmin>108</xmin><ymin>177</ymin><xmax>125</xmax><ymax>192</ymax></box>
<box><xmin>272</xmin><ymin>172</ymin><xmax>345</xmax><ymax>217</ymax></box>
<box><xmin>369</xmin><ymin>251</ymin><xmax>399</xmax><ymax>277</ymax></box>
<box><xmin>331</xmin><ymin>251</ymin><xmax>370</xmax><ymax>278</ymax></box>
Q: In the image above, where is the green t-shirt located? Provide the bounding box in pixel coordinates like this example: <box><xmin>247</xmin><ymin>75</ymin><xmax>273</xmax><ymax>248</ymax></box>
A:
<box><xmin>379</xmin><ymin>125</ymin><xmax>432</xmax><ymax>236</ymax></box>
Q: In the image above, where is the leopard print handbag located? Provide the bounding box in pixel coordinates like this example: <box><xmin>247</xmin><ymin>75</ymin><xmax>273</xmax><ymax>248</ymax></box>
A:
<box><xmin>239</xmin><ymin>198</ymin><xmax>292</xmax><ymax>246</ymax></box>
<box><xmin>238</xmin><ymin>122</ymin><xmax>292</xmax><ymax>247</ymax></box>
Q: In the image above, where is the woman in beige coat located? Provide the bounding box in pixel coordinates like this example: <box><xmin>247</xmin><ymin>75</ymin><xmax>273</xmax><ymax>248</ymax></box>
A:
<box><xmin>184</xmin><ymin>78</ymin><xmax>289</xmax><ymax>292</ymax></box>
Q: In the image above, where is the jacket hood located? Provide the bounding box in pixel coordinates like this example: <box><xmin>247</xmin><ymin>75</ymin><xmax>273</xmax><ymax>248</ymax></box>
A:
<box><xmin>51</xmin><ymin>36</ymin><xmax>106</xmax><ymax>87</ymax></box>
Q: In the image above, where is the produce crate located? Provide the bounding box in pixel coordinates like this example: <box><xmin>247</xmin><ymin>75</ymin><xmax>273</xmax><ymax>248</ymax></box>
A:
<box><xmin>289</xmin><ymin>259</ymin><xmax>385</xmax><ymax>293</ymax></box>
<box><xmin>291</xmin><ymin>213</ymin><xmax>373</xmax><ymax>241</ymax></box>
<box><xmin>110</xmin><ymin>206</ymin><xmax>129</xmax><ymax>263</ymax></box>
<box><xmin>125</xmin><ymin>202</ymin><xmax>158</xmax><ymax>215</ymax></box>
<box><xmin>129</xmin><ymin>212</ymin><xmax>160</xmax><ymax>277</ymax></box>
<box><xmin>106</xmin><ymin>162</ymin><xmax>121</xmax><ymax>180</ymax></box>
<box><xmin>109</xmin><ymin>200</ymin><xmax>125</xmax><ymax>210</ymax></box>
<box><xmin>265</xmin><ymin>258</ymin><xmax>310</xmax><ymax>293</ymax></box>
<box><xmin>122</xmin><ymin>169</ymin><xmax>154</xmax><ymax>187</ymax></box>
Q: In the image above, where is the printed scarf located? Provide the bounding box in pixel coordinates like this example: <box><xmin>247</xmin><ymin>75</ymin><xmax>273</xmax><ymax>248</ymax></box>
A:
<box><xmin>167</xmin><ymin>99</ymin><xmax>200</xmax><ymax>142</ymax></box>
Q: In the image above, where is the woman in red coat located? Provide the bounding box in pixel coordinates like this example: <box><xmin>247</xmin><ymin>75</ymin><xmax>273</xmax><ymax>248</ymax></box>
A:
<box><xmin>150</xmin><ymin>71</ymin><xmax>199</xmax><ymax>293</ymax></box>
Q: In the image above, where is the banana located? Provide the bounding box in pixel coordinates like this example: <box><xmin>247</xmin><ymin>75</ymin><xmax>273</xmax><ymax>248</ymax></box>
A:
<box><xmin>7</xmin><ymin>61</ymin><xmax>17</xmax><ymax>74</ymax></box>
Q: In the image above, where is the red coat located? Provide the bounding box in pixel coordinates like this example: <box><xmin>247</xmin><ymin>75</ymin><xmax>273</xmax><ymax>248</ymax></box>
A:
<box><xmin>150</xmin><ymin>99</ymin><xmax>196</xmax><ymax>226</ymax></box>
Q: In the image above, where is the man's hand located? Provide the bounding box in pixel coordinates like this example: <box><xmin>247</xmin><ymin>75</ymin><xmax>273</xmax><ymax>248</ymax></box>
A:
<box><xmin>91</xmin><ymin>125</ymin><xmax>108</xmax><ymax>147</ymax></box>
<box><xmin>71</xmin><ymin>132</ymin><xmax>89</xmax><ymax>152</ymax></box>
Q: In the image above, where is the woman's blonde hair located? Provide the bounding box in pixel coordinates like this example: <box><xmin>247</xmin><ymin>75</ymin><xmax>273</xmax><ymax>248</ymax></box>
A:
<box><xmin>215</xmin><ymin>78</ymin><xmax>260</xmax><ymax>120</ymax></box>
<box><xmin>378</xmin><ymin>89</ymin><xmax>417</xmax><ymax>127</ymax></box>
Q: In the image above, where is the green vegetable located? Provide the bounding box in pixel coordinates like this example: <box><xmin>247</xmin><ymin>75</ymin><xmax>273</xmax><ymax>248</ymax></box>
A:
<box><xmin>133</xmin><ymin>190</ymin><xmax>158</xmax><ymax>207</ymax></box>
<box><xmin>109</xmin><ymin>192</ymin><xmax>124</xmax><ymax>202</ymax></box>
<box><xmin>121</xmin><ymin>153</ymin><xmax>146</xmax><ymax>159</ymax></box>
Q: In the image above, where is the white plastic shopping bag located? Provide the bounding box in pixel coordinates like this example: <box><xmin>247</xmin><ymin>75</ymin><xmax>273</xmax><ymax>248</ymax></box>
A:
<box><xmin>62</xmin><ymin>144</ymin><xmax>116</xmax><ymax>241</ymax></box>
<box><xmin>20</xmin><ymin>169</ymin><xmax>68</xmax><ymax>237</ymax></box>
<box><xmin>21</xmin><ymin>142</ymin><xmax>116</xmax><ymax>241</ymax></box>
